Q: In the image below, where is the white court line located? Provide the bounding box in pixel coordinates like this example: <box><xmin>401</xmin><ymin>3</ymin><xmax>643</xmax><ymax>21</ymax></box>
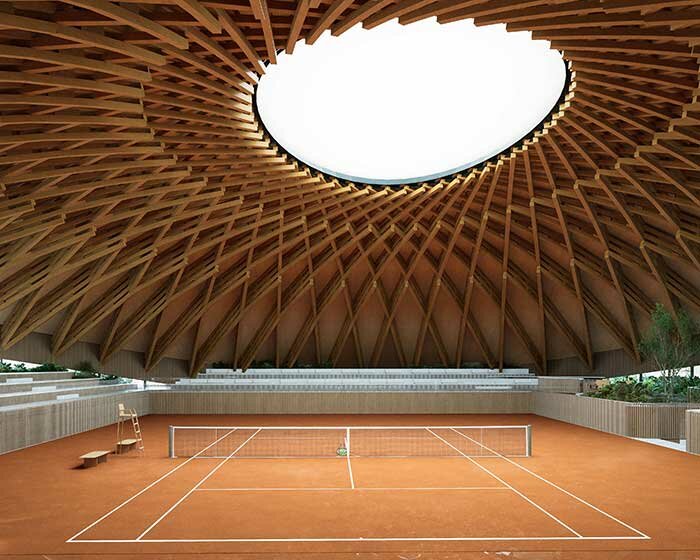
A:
<box><xmin>192</xmin><ymin>455</ymin><xmax>531</xmax><ymax>460</ymax></box>
<box><xmin>69</xmin><ymin>535</ymin><xmax>650</xmax><ymax>543</ymax></box>
<box><xmin>195</xmin><ymin>486</ymin><xmax>508</xmax><ymax>491</ymax></box>
<box><xmin>66</xmin><ymin>428</ymin><xmax>239</xmax><ymax>543</ymax></box>
<box><xmin>425</xmin><ymin>428</ymin><xmax>583</xmax><ymax>538</ymax></box>
<box><xmin>136</xmin><ymin>428</ymin><xmax>262</xmax><ymax>541</ymax></box>
<box><xmin>172</xmin><ymin>425</ymin><xmax>530</xmax><ymax>430</ymax></box>
<box><xmin>67</xmin><ymin>425</ymin><xmax>651</xmax><ymax>545</ymax></box>
<box><xmin>450</xmin><ymin>428</ymin><xmax>650</xmax><ymax>540</ymax></box>
<box><xmin>346</xmin><ymin>455</ymin><xmax>355</xmax><ymax>489</ymax></box>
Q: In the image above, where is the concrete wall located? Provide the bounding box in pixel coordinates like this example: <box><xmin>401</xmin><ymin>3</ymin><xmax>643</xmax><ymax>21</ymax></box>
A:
<box><xmin>149</xmin><ymin>390</ymin><xmax>534</xmax><ymax>415</ymax></box>
<box><xmin>533</xmin><ymin>392</ymin><xmax>699</xmax><ymax>439</ymax></box>
<box><xmin>533</xmin><ymin>392</ymin><xmax>629</xmax><ymax>435</ymax></box>
<box><xmin>2</xmin><ymin>390</ymin><xmax>698</xmax><ymax>456</ymax></box>
<box><xmin>0</xmin><ymin>391</ymin><xmax>149</xmax><ymax>455</ymax></box>
<box><xmin>535</xmin><ymin>376</ymin><xmax>603</xmax><ymax>394</ymax></box>
<box><xmin>687</xmin><ymin>410</ymin><xmax>700</xmax><ymax>455</ymax></box>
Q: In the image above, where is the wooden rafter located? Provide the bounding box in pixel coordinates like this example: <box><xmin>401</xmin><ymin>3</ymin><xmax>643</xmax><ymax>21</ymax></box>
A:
<box><xmin>0</xmin><ymin>0</ymin><xmax>697</xmax><ymax>376</ymax></box>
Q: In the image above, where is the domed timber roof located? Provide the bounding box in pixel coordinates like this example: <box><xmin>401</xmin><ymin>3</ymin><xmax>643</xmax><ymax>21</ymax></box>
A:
<box><xmin>0</xmin><ymin>0</ymin><xmax>698</xmax><ymax>378</ymax></box>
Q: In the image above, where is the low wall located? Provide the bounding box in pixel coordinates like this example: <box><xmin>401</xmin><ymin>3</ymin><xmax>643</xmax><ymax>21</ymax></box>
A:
<box><xmin>533</xmin><ymin>392</ymin><xmax>628</xmax><ymax>435</ymax></box>
<box><xmin>533</xmin><ymin>392</ymin><xmax>699</xmax><ymax>439</ymax></box>
<box><xmin>626</xmin><ymin>402</ymin><xmax>697</xmax><ymax>439</ymax></box>
<box><xmin>149</xmin><ymin>391</ymin><xmax>534</xmax><ymax>415</ymax></box>
<box><xmin>535</xmin><ymin>376</ymin><xmax>604</xmax><ymax>394</ymax></box>
<box><xmin>2</xmin><ymin>390</ymin><xmax>697</xmax><ymax>455</ymax></box>
<box><xmin>0</xmin><ymin>391</ymin><xmax>149</xmax><ymax>455</ymax></box>
<box><xmin>536</xmin><ymin>377</ymin><xmax>583</xmax><ymax>394</ymax></box>
<box><xmin>687</xmin><ymin>410</ymin><xmax>700</xmax><ymax>455</ymax></box>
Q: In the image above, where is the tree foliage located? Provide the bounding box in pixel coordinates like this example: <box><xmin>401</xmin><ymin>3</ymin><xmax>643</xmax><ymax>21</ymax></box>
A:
<box><xmin>638</xmin><ymin>304</ymin><xmax>700</xmax><ymax>400</ymax></box>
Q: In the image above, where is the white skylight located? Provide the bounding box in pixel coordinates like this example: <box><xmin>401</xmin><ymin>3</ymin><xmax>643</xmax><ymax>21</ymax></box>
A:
<box><xmin>255</xmin><ymin>19</ymin><xmax>567</xmax><ymax>185</ymax></box>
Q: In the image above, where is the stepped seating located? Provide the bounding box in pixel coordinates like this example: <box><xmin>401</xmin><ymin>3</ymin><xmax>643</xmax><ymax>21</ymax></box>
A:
<box><xmin>0</xmin><ymin>370</ymin><xmax>74</xmax><ymax>383</ymax></box>
<box><xmin>199</xmin><ymin>368</ymin><xmax>533</xmax><ymax>379</ymax></box>
<box><xmin>0</xmin><ymin>371</ymin><xmax>138</xmax><ymax>410</ymax></box>
<box><xmin>0</xmin><ymin>377</ymin><xmax>104</xmax><ymax>394</ymax></box>
<box><xmin>172</xmin><ymin>368</ymin><xmax>537</xmax><ymax>392</ymax></box>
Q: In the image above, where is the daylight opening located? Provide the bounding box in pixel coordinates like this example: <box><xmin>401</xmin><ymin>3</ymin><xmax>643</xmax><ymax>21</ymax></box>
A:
<box><xmin>255</xmin><ymin>19</ymin><xmax>568</xmax><ymax>185</ymax></box>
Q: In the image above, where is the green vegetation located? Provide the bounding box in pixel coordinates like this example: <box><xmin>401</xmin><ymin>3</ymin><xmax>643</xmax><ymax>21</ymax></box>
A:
<box><xmin>0</xmin><ymin>361</ymin><xmax>68</xmax><ymax>373</ymax></box>
<box><xmin>72</xmin><ymin>370</ymin><xmax>100</xmax><ymax>379</ymax></box>
<box><xmin>586</xmin><ymin>303</ymin><xmax>700</xmax><ymax>403</ymax></box>
<box><xmin>586</xmin><ymin>375</ymin><xmax>700</xmax><ymax>403</ymax></box>
<box><xmin>71</xmin><ymin>360</ymin><xmax>105</xmax><ymax>380</ymax></box>
<box><xmin>71</xmin><ymin>361</ymin><xmax>123</xmax><ymax>382</ymax></box>
<box><xmin>28</xmin><ymin>362</ymin><xmax>68</xmax><ymax>372</ymax></box>
<box><xmin>0</xmin><ymin>359</ymin><xmax>126</xmax><ymax>384</ymax></box>
<box><xmin>208</xmin><ymin>360</ymin><xmax>491</xmax><ymax>370</ymax></box>
<box><xmin>74</xmin><ymin>360</ymin><xmax>97</xmax><ymax>373</ymax></box>
<box><xmin>211</xmin><ymin>361</ymin><xmax>233</xmax><ymax>369</ymax></box>
<box><xmin>209</xmin><ymin>359</ymin><xmax>334</xmax><ymax>369</ymax></box>
<box><xmin>461</xmin><ymin>362</ymin><xmax>488</xmax><ymax>369</ymax></box>
<box><xmin>250</xmin><ymin>360</ymin><xmax>275</xmax><ymax>368</ymax></box>
<box><xmin>72</xmin><ymin>371</ymin><xmax>123</xmax><ymax>382</ymax></box>
<box><xmin>638</xmin><ymin>304</ymin><xmax>700</xmax><ymax>401</ymax></box>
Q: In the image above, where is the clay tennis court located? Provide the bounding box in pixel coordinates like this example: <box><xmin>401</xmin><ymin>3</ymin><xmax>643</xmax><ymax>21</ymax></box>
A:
<box><xmin>2</xmin><ymin>414</ymin><xmax>700</xmax><ymax>559</ymax></box>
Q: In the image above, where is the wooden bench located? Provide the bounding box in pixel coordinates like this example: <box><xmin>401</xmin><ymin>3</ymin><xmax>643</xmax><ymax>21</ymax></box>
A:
<box><xmin>80</xmin><ymin>450</ymin><xmax>109</xmax><ymax>468</ymax></box>
<box><xmin>116</xmin><ymin>438</ymin><xmax>139</xmax><ymax>454</ymax></box>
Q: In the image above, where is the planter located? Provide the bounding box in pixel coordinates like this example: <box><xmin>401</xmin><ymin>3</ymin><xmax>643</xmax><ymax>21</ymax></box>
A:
<box><xmin>534</xmin><ymin>392</ymin><xmax>700</xmax><ymax>439</ymax></box>
<box><xmin>686</xmin><ymin>410</ymin><xmax>700</xmax><ymax>454</ymax></box>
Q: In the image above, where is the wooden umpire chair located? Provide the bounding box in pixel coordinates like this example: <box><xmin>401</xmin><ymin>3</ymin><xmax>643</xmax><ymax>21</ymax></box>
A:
<box><xmin>116</xmin><ymin>403</ymin><xmax>144</xmax><ymax>455</ymax></box>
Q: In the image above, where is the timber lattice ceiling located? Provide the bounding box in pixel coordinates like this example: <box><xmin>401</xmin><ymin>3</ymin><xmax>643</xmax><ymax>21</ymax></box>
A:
<box><xmin>0</xmin><ymin>0</ymin><xmax>698</xmax><ymax>376</ymax></box>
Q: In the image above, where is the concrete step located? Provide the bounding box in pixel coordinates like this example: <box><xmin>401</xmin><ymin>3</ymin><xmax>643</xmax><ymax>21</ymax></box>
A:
<box><xmin>181</xmin><ymin>378</ymin><xmax>536</xmax><ymax>386</ymax></box>
<box><xmin>172</xmin><ymin>382</ymin><xmax>536</xmax><ymax>392</ymax></box>
<box><xmin>0</xmin><ymin>382</ymin><xmax>137</xmax><ymax>406</ymax></box>
<box><xmin>0</xmin><ymin>377</ymin><xmax>104</xmax><ymax>394</ymax></box>
<box><xmin>170</xmin><ymin>386</ymin><xmax>532</xmax><ymax>392</ymax></box>
<box><xmin>0</xmin><ymin>388</ymin><xmax>145</xmax><ymax>413</ymax></box>
<box><xmin>200</xmin><ymin>368</ymin><xmax>534</xmax><ymax>380</ymax></box>
<box><xmin>0</xmin><ymin>370</ymin><xmax>74</xmax><ymax>383</ymax></box>
<box><xmin>188</xmin><ymin>368</ymin><xmax>537</xmax><ymax>392</ymax></box>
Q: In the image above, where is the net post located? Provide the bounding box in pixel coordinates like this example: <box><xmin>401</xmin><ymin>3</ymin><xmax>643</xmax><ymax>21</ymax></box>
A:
<box><xmin>168</xmin><ymin>425</ymin><xmax>175</xmax><ymax>458</ymax></box>
<box><xmin>525</xmin><ymin>424</ymin><xmax>532</xmax><ymax>457</ymax></box>
<box><xmin>346</xmin><ymin>427</ymin><xmax>351</xmax><ymax>457</ymax></box>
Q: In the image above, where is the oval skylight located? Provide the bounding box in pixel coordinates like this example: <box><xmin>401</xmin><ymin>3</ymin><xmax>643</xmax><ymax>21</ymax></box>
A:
<box><xmin>255</xmin><ymin>19</ymin><xmax>567</xmax><ymax>185</ymax></box>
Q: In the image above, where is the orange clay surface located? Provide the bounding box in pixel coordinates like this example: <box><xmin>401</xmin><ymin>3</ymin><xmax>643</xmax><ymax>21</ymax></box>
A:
<box><xmin>1</xmin><ymin>413</ymin><xmax>700</xmax><ymax>560</ymax></box>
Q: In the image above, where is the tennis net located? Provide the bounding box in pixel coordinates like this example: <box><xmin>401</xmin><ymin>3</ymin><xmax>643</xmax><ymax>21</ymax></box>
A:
<box><xmin>168</xmin><ymin>425</ymin><xmax>531</xmax><ymax>459</ymax></box>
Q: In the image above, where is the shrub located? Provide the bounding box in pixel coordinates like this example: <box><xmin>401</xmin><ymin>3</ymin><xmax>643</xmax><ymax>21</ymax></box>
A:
<box><xmin>586</xmin><ymin>375</ymin><xmax>700</xmax><ymax>403</ymax></box>
<box><xmin>30</xmin><ymin>362</ymin><xmax>68</xmax><ymax>372</ymax></box>
<box><xmin>461</xmin><ymin>362</ymin><xmax>488</xmax><ymax>369</ymax></box>
<box><xmin>74</xmin><ymin>360</ymin><xmax>97</xmax><ymax>373</ymax></box>
<box><xmin>250</xmin><ymin>360</ymin><xmax>275</xmax><ymax>368</ymax></box>
<box><xmin>0</xmin><ymin>360</ymin><xmax>23</xmax><ymax>372</ymax></box>
<box><xmin>0</xmin><ymin>361</ymin><xmax>69</xmax><ymax>373</ymax></box>
<box><xmin>72</xmin><ymin>370</ymin><xmax>99</xmax><ymax>379</ymax></box>
<box><xmin>211</xmin><ymin>361</ymin><xmax>233</xmax><ymax>369</ymax></box>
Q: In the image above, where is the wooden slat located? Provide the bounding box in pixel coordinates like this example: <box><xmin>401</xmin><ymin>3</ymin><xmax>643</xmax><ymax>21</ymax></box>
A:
<box><xmin>0</xmin><ymin>0</ymin><xmax>696</xmax><ymax>374</ymax></box>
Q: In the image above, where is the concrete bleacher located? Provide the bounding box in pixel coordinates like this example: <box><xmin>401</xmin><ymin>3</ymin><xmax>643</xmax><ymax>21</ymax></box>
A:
<box><xmin>0</xmin><ymin>370</ymin><xmax>74</xmax><ymax>383</ymax></box>
<box><xmin>0</xmin><ymin>377</ymin><xmax>104</xmax><ymax>394</ymax></box>
<box><xmin>0</xmin><ymin>371</ymin><xmax>138</xmax><ymax>410</ymax></box>
<box><xmin>171</xmin><ymin>368</ymin><xmax>538</xmax><ymax>392</ymax></box>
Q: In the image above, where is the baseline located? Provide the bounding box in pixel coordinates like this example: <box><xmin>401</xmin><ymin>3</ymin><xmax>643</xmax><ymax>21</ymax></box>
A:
<box><xmin>66</xmin><ymin>428</ymin><xmax>239</xmax><ymax>543</ymax></box>
<box><xmin>450</xmin><ymin>428</ymin><xmax>650</xmax><ymax>540</ymax></box>
<box><xmin>425</xmin><ymin>428</ymin><xmax>582</xmax><ymax>538</ymax></box>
